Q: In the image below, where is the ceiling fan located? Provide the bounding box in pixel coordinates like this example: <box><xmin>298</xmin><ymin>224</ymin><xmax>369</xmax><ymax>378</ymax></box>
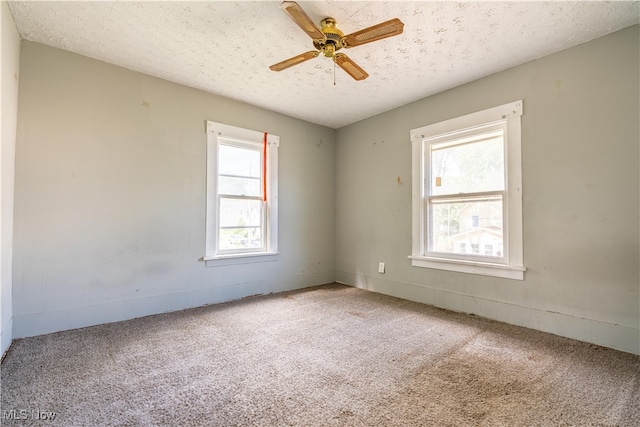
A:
<box><xmin>269</xmin><ymin>1</ymin><xmax>404</xmax><ymax>81</ymax></box>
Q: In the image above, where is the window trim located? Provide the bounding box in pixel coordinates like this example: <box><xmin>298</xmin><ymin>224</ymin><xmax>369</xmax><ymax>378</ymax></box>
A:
<box><xmin>410</xmin><ymin>100</ymin><xmax>524</xmax><ymax>280</ymax></box>
<box><xmin>204</xmin><ymin>121</ymin><xmax>279</xmax><ymax>264</ymax></box>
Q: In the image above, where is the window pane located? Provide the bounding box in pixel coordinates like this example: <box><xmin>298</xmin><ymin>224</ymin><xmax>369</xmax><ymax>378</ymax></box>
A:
<box><xmin>431</xmin><ymin>131</ymin><xmax>504</xmax><ymax>195</ymax></box>
<box><xmin>430</xmin><ymin>196</ymin><xmax>503</xmax><ymax>258</ymax></box>
<box><xmin>219</xmin><ymin>175</ymin><xmax>261</xmax><ymax>197</ymax></box>
<box><xmin>219</xmin><ymin>198</ymin><xmax>263</xmax><ymax>227</ymax></box>
<box><xmin>219</xmin><ymin>144</ymin><xmax>261</xmax><ymax>178</ymax></box>
<box><xmin>219</xmin><ymin>227</ymin><xmax>263</xmax><ymax>251</ymax></box>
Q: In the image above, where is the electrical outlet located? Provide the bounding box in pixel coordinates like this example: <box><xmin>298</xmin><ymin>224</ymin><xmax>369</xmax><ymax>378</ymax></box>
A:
<box><xmin>378</xmin><ymin>262</ymin><xmax>385</xmax><ymax>274</ymax></box>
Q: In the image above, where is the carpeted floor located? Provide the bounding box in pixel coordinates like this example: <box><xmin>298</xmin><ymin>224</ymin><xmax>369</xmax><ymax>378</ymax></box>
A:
<box><xmin>1</xmin><ymin>283</ymin><xmax>639</xmax><ymax>426</ymax></box>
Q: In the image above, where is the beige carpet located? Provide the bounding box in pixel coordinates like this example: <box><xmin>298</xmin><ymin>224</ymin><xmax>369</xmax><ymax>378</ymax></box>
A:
<box><xmin>1</xmin><ymin>283</ymin><xmax>639</xmax><ymax>426</ymax></box>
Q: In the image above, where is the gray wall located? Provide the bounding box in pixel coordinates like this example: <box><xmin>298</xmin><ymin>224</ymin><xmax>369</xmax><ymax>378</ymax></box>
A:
<box><xmin>9</xmin><ymin>25</ymin><xmax>640</xmax><ymax>355</ymax></box>
<box><xmin>13</xmin><ymin>42</ymin><xmax>336</xmax><ymax>338</ymax></box>
<box><xmin>1</xmin><ymin>1</ymin><xmax>20</xmax><ymax>357</ymax></box>
<box><xmin>336</xmin><ymin>25</ymin><xmax>639</xmax><ymax>354</ymax></box>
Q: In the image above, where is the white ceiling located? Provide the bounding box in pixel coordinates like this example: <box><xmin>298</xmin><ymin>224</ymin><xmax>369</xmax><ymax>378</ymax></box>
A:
<box><xmin>8</xmin><ymin>1</ymin><xmax>640</xmax><ymax>129</ymax></box>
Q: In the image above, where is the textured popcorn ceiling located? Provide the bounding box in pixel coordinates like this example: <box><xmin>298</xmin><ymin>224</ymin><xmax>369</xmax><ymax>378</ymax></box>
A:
<box><xmin>8</xmin><ymin>1</ymin><xmax>640</xmax><ymax>129</ymax></box>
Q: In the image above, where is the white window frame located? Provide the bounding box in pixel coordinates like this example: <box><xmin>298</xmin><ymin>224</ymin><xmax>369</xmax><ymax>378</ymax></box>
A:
<box><xmin>410</xmin><ymin>100</ymin><xmax>525</xmax><ymax>280</ymax></box>
<box><xmin>204</xmin><ymin>121</ymin><xmax>279</xmax><ymax>265</ymax></box>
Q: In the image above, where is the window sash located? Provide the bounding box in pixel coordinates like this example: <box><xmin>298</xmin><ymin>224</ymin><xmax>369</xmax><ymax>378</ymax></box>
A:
<box><xmin>218</xmin><ymin>140</ymin><xmax>263</xmax><ymax>197</ymax></box>
<box><xmin>426</xmin><ymin>121</ymin><xmax>507</xmax><ymax>197</ymax></box>
<box><xmin>216</xmin><ymin>194</ymin><xmax>266</xmax><ymax>254</ymax></box>
<box><xmin>424</xmin><ymin>191</ymin><xmax>507</xmax><ymax>264</ymax></box>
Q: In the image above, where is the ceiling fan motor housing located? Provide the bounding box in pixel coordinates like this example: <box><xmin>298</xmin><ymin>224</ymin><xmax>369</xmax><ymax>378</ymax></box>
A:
<box><xmin>314</xmin><ymin>17</ymin><xmax>344</xmax><ymax>57</ymax></box>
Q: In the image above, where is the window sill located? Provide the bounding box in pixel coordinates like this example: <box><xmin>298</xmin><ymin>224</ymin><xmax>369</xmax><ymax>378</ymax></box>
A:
<box><xmin>204</xmin><ymin>252</ymin><xmax>279</xmax><ymax>267</ymax></box>
<box><xmin>409</xmin><ymin>255</ymin><xmax>525</xmax><ymax>280</ymax></box>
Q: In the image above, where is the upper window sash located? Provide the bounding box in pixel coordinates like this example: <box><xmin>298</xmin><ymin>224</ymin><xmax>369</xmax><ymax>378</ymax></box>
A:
<box><xmin>425</xmin><ymin>121</ymin><xmax>507</xmax><ymax>197</ymax></box>
<box><xmin>217</xmin><ymin>140</ymin><xmax>263</xmax><ymax>199</ymax></box>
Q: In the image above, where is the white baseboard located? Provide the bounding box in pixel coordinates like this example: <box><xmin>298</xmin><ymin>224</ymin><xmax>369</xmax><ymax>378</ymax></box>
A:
<box><xmin>1</xmin><ymin>317</ymin><xmax>13</xmax><ymax>360</ymax></box>
<box><xmin>13</xmin><ymin>271</ymin><xmax>335</xmax><ymax>339</ymax></box>
<box><xmin>14</xmin><ymin>270</ymin><xmax>638</xmax><ymax>356</ymax></box>
<box><xmin>336</xmin><ymin>271</ymin><xmax>640</xmax><ymax>355</ymax></box>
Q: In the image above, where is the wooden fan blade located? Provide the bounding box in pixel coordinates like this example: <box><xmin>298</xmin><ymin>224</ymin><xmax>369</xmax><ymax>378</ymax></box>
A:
<box><xmin>333</xmin><ymin>53</ymin><xmax>369</xmax><ymax>81</ymax></box>
<box><xmin>270</xmin><ymin>51</ymin><xmax>320</xmax><ymax>72</ymax></box>
<box><xmin>342</xmin><ymin>18</ymin><xmax>404</xmax><ymax>48</ymax></box>
<box><xmin>280</xmin><ymin>1</ymin><xmax>326</xmax><ymax>41</ymax></box>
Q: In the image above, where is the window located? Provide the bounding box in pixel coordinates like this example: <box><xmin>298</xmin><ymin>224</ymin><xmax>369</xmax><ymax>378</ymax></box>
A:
<box><xmin>204</xmin><ymin>121</ymin><xmax>279</xmax><ymax>263</ymax></box>
<box><xmin>410</xmin><ymin>100</ymin><xmax>524</xmax><ymax>280</ymax></box>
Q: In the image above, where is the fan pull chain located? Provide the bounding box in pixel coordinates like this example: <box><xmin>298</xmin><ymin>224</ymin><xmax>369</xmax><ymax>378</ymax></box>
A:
<box><xmin>333</xmin><ymin>60</ymin><xmax>336</xmax><ymax>86</ymax></box>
